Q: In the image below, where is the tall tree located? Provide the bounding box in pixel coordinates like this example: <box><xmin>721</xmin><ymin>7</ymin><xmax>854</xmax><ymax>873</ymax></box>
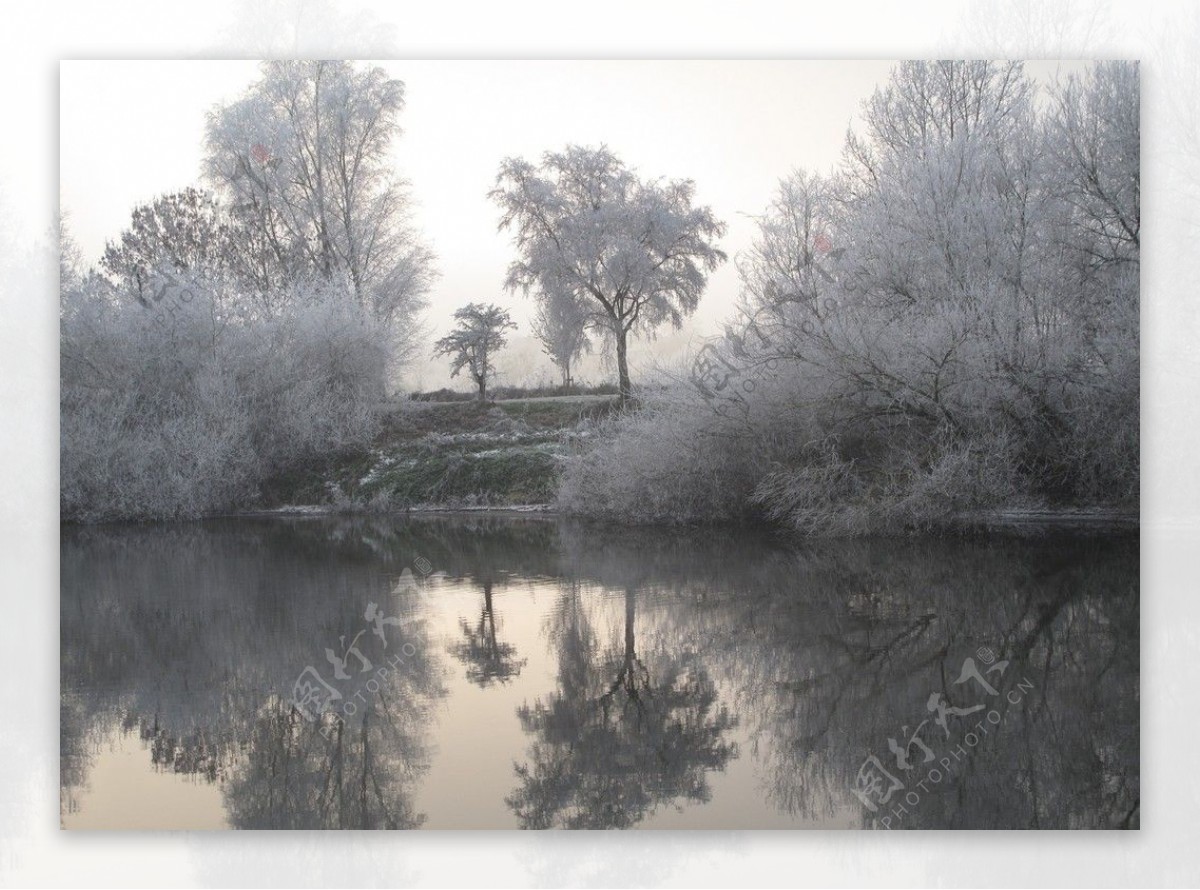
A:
<box><xmin>203</xmin><ymin>60</ymin><xmax>435</xmax><ymax>332</ymax></box>
<box><xmin>433</xmin><ymin>303</ymin><xmax>516</xmax><ymax>401</ymax></box>
<box><xmin>491</xmin><ymin>145</ymin><xmax>726</xmax><ymax>403</ymax></box>
<box><xmin>1045</xmin><ymin>61</ymin><xmax>1140</xmax><ymax>270</ymax></box>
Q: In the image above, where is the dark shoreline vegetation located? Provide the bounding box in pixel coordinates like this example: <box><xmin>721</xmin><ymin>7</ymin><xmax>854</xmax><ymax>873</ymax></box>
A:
<box><xmin>242</xmin><ymin>392</ymin><xmax>1133</xmax><ymax>535</ymax></box>
<box><xmin>60</xmin><ymin>61</ymin><xmax>1138</xmax><ymax>535</ymax></box>
<box><xmin>63</xmin><ymin>386</ymin><xmax>1136</xmax><ymax>536</ymax></box>
<box><xmin>58</xmin><ymin>385</ymin><xmax>1137</xmax><ymax>534</ymax></box>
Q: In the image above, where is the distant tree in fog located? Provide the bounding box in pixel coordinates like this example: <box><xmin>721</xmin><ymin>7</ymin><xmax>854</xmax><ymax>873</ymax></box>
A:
<box><xmin>530</xmin><ymin>283</ymin><xmax>592</xmax><ymax>388</ymax></box>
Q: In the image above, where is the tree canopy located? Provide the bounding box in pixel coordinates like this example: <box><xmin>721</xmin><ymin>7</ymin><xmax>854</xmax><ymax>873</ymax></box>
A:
<box><xmin>433</xmin><ymin>302</ymin><xmax>516</xmax><ymax>401</ymax></box>
<box><xmin>492</xmin><ymin>144</ymin><xmax>726</xmax><ymax>402</ymax></box>
<box><xmin>204</xmin><ymin>60</ymin><xmax>435</xmax><ymax>332</ymax></box>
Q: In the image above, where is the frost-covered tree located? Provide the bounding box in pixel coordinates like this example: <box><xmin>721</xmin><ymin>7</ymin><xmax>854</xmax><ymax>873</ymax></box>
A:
<box><xmin>433</xmin><ymin>303</ymin><xmax>516</xmax><ymax>401</ymax></box>
<box><xmin>738</xmin><ymin>170</ymin><xmax>844</xmax><ymax>318</ymax></box>
<box><xmin>203</xmin><ymin>61</ymin><xmax>435</xmax><ymax>336</ymax></box>
<box><xmin>61</xmin><ymin>60</ymin><xmax>446</xmax><ymax>522</ymax></box>
<box><xmin>491</xmin><ymin>145</ymin><xmax>726</xmax><ymax>403</ymax></box>
<box><xmin>1045</xmin><ymin>61</ymin><xmax>1140</xmax><ymax>269</ymax></box>
<box><xmin>844</xmin><ymin>60</ymin><xmax>1033</xmax><ymax>193</ymax></box>
<box><xmin>561</xmin><ymin>60</ymin><xmax>1140</xmax><ymax>530</ymax></box>
<box><xmin>530</xmin><ymin>284</ymin><xmax>592</xmax><ymax>388</ymax></box>
<box><xmin>62</xmin><ymin>218</ymin><xmax>389</xmax><ymax>522</ymax></box>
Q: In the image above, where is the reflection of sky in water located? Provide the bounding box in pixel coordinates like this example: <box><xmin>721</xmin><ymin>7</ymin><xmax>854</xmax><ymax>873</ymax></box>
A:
<box><xmin>61</xmin><ymin>515</ymin><xmax>1138</xmax><ymax>830</ymax></box>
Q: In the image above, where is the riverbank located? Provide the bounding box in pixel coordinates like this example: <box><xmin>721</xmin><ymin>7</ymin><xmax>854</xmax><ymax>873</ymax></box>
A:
<box><xmin>251</xmin><ymin>394</ymin><xmax>1136</xmax><ymax>535</ymax></box>
<box><xmin>256</xmin><ymin>394</ymin><xmax>617</xmax><ymax>512</ymax></box>
<box><xmin>239</xmin><ymin>501</ymin><xmax>1137</xmax><ymax>535</ymax></box>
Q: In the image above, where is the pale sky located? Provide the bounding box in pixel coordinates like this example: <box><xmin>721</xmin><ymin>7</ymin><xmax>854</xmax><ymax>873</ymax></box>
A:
<box><xmin>60</xmin><ymin>60</ymin><xmax>1084</xmax><ymax>390</ymax></box>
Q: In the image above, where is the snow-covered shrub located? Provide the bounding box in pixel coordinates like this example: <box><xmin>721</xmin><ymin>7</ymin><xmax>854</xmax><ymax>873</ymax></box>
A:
<box><xmin>61</xmin><ymin>267</ymin><xmax>389</xmax><ymax>521</ymax></box>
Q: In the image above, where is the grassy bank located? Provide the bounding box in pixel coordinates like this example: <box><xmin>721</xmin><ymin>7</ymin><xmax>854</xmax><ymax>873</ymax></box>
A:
<box><xmin>254</xmin><ymin>389</ymin><xmax>1136</xmax><ymax>533</ymax></box>
<box><xmin>258</xmin><ymin>394</ymin><xmax>617</xmax><ymax>511</ymax></box>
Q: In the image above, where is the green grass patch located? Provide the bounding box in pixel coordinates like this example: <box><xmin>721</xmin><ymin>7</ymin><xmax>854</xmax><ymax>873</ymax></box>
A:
<box><xmin>257</xmin><ymin>394</ymin><xmax>609</xmax><ymax>510</ymax></box>
<box><xmin>356</xmin><ymin>447</ymin><xmax>561</xmax><ymax>506</ymax></box>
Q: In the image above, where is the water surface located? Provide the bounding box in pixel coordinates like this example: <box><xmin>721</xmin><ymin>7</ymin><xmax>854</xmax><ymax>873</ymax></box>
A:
<box><xmin>61</xmin><ymin>515</ymin><xmax>1138</xmax><ymax>829</ymax></box>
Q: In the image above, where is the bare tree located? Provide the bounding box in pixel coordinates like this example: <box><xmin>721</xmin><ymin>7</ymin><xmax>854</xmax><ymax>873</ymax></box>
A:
<box><xmin>844</xmin><ymin>60</ymin><xmax>1033</xmax><ymax>195</ymax></box>
<box><xmin>433</xmin><ymin>303</ymin><xmax>516</xmax><ymax>401</ymax></box>
<box><xmin>1045</xmin><ymin>60</ymin><xmax>1140</xmax><ymax>268</ymax></box>
<box><xmin>491</xmin><ymin>145</ymin><xmax>726</xmax><ymax>403</ymax></box>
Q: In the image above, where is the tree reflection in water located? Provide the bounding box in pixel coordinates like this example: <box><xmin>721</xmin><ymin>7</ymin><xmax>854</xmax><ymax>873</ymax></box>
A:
<box><xmin>225</xmin><ymin>698</ymin><xmax>429</xmax><ymax>829</ymax></box>
<box><xmin>507</xmin><ymin>584</ymin><xmax>737</xmax><ymax>828</ymax></box>
<box><xmin>61</xmin><ymin>515</ymin><xmax>1137</xmax><ymax>829</ymax></box>
<box><xmin>608</xmin><ymin>528</ymin><xmax>1141</xmax><ymax>829</ymax></box>
<box><xmin>449</xmin><ymin>579</ymin><xmax>526</xmax><ymax>687</ymax></box>
<box><xmin>61</xmin><ymin>519</ymin><xmax>444</xmax><ymax>829</ymax></box>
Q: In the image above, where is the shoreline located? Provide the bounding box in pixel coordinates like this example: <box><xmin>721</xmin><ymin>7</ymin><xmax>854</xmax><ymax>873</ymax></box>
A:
<box><xmin>225</xmin><ymin>502</ymin><xmax>1138</xmax><ymax>534</ymax></box>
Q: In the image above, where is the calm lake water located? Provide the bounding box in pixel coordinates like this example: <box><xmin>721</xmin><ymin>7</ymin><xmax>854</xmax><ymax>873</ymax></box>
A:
<box><xmin>60</xmin><ymin>515</ymin><xmax>1138</xmax><ymax>830</ymax></box>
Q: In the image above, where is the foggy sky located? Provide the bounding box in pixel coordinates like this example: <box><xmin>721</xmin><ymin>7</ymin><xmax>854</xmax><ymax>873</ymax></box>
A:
<box><xmin>60</xmin><ymin>60</ymin><xmax>1084</xmax><ymax>390</ymax></box>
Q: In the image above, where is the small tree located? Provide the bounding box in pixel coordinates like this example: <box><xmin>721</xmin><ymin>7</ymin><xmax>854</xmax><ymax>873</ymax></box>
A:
<box><xmin>531</xmin><ymin>285</ymin><xmax>592</xmax><ymax>388</ymax></box>
<box><xmin>433</xmin><ymin>303</ymin><xmax>516</xmax><ymax>401</ymax></box>
<box><xmin>492</xmin><ymin>145</ymin><xmax>726</xmax><ymax>403</ymax></box>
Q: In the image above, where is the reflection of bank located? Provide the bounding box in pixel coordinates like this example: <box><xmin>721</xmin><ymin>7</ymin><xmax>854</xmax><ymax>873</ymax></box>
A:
<box><xmin>854</xmin><ymin>654</ymin><xmax>1038</xmax><ymax>827</ymax></box>
<box><xmin>507</xmin><ymin>584</ymin><xmax>738</xmax><ymax>829</ymax></box>
<box><xmin>545</xmin><ymin>519</ymin><xmax>1140</xmax><ymax>830</ymax></box>
<box><xmin>59</xmin><ymin>520</ymin><xmax>447</xmax><ymax>829</ymax></box>
<box><xmin>769</xmin><ymin>547</ymin><xmax>1135</xmax><ymax>829</ymax></box>
<box><xmin>292</xmin><ymin>560</ymin><xmax>435</xmax><ymax>723</ymax></box>
<box><xmin>226</xmin><ymin>689</ymin><xmax>432</xmax><ymax>828</ymax></box>
<box><xmin>874</xmin><ymin>676</ymin><xmax>1037</xmax><ymax>830</ymax></box>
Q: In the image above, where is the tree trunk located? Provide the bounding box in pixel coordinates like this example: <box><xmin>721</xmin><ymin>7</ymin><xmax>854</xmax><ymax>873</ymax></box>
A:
<box><xmin>482</xmin><ymin>581</ymin><xmax>496</xmax><ymax>654</ymax></box>
<box><xmin>615</xmin><ymin>328</ymin><xmax>632</xmax><ymax>405</ymax></box>
<box><xmin>624</xmin><ymin>587</ymin><xmax>636</xmax><ymax>669</ymax></box>
<box><xmin>477</xmin><ymin>374</ymin><xmax>487</xmax><ymax>402</ymax></box>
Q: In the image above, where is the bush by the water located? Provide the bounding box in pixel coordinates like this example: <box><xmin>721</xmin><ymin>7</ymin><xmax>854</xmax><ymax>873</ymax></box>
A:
<box><xmin>60</xmin><ymin>266</ymin><xmax>391</xmax><ymax>521</ymax></box>
<box><xmin>61</xmin><ymin>60</ymin><xmax>434</xmax><ymax>523</ymax></box>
